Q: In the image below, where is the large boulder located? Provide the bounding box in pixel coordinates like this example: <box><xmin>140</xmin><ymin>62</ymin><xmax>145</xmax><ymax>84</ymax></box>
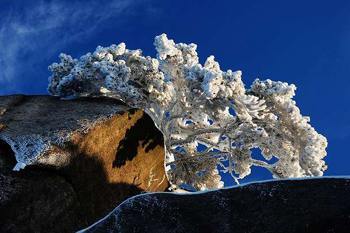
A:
<box><xmin>0</xmin><ymin>95</ymin><xmax>169</xmax><ymax>232</ymax></box>
<box><xmin>0</xmin><ymin>169</ymin><xmax>84</xmax><ymax>233</ymax></box>
<box><xmin>82</xmin><ymin>177</ymin><xmax>350</xmax><ymax>233</ymax></box>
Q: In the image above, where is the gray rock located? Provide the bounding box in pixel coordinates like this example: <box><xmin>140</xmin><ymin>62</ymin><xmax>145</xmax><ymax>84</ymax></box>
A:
<box><xmin>82</xmin><ymin>177</ymin><xmax>350</xmax><ymax>233</ymax></box>
<box><xmin>0</xmin><ymin>169</ymin><xmax>84</xmax><ymax>233</ymax></box>
<box><xmin>0</xmin><ymin>95</ymin><xmax>130</xmax><ymax>167</ymax></box>
<box><xmin>0</xmin><ymin>95</ymin><xmax>168</xmax><ymax>232</ymax></box>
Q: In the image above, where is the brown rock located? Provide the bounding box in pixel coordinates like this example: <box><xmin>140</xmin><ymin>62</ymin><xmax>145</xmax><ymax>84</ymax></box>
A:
<box><xmin>60</xmin><ymin>108</ymin><xmax>168</xmax><ymax>225</ymax></box>
<box><xmin>0</xmin><ymin>95</ymin><xmax>169</xmax><ymax>231</ymax></box>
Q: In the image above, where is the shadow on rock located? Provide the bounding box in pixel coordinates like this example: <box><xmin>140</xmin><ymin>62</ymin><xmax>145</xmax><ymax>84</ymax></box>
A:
<box><xmin>113</xmin><ymin>112</ymin><xmax>163</xmax><ymax>168</ymax></box>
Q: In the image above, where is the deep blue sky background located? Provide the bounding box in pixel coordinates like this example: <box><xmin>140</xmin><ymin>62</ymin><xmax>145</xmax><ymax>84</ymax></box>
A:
<box><xmin>0</xmin><ymin>0</ymin><xmax>349</xmax><ymax>186</ymax></box>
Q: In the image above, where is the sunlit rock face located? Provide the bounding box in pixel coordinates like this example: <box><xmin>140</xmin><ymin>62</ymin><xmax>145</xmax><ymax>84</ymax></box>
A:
<box><xmin>81</xmin><ymin>178</ymin><xmax>350</xmax><ymax>233</ymax></box>
<box><xmin>0</xmin><ymin>95</ymin><xmax>130</xmax><ymax>169</ymax></box>
<box><xmin>48</xmin><ymin>34</ymin><xmax>328</xmax><ymax>191</ymax></box>
<box><xmin>0</xmin><ymin>95</ymin><xmax>168</xmax><ymax>230</ymax></box>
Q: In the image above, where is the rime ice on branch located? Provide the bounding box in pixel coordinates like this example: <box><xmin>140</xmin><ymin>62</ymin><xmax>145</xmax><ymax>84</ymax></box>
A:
<box><xmin>48</xmin><ymin>34</ymin><xmax>328</xmax><ymax>191</ymax></box>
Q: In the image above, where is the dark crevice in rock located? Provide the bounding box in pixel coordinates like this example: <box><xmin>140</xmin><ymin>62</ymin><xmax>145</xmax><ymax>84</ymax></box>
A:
<box><xmin>0</xmin><ymin>139</ymin><xmax>16</xmax><ymax>171</ymax></box>
<box><xmin>127</xmin><ymin>108</ymin><xmax>138</xmax><ymax>119</ymax></box>
<box><xmin>113</xmin><ymin>112</ymin><xmax>163</xmax><ymax>168</ymax></box>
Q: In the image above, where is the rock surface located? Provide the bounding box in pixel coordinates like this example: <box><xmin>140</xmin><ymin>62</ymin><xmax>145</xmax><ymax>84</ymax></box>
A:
<box><xmin>0</xmin><ymin>169</ymin><xmax>84</xmax><ymax>233</ymax></box>
<box><xmin>82</xmin><ymin>177</ymin><xmax>350</xmax><ymax>233</ymax></box>
<box><xmin>0</xmin><ymin>95</ymin><xmax>129</xmax><ymax>167</ymax></box>
<box><xmin>0</xmin><ymin>95</ymin><xmax>169</xmax><ymax>232</ymax></box>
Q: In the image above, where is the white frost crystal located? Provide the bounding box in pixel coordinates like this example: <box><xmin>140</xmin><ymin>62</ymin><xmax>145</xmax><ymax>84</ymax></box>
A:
<box><xmin>48</xmin><ymin>34</ymin><xmax>328</xmax><ymax>191</ymax></box>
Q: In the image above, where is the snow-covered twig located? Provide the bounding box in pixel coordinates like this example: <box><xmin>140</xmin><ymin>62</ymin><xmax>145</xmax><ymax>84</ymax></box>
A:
<box><xmin>48</xmin><ymin>34</ymin><xmax>328</xmax><ymax>191</ymax></box>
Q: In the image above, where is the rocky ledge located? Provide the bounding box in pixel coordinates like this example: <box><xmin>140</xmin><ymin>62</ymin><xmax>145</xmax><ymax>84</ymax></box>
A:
<box><xmin>83</xmin><ymin>177</ymin><xmax>350</xmax><ymax>233</ymax></box>
<box><xmin>0</xmin><ymin>95</ymin><xmax>168</xmax><ymax>232</ymax></box>
<box><xmin>1</xmin><ymin>95</ymin><xmax>348</xmax><ymax>233</ymax></box>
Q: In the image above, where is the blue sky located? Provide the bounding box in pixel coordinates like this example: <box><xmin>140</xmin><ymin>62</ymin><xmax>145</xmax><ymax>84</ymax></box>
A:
<box><xmin>0</xmin><ymin>0</ymin><xmax>349</xmax><ymax>186</ymax></box>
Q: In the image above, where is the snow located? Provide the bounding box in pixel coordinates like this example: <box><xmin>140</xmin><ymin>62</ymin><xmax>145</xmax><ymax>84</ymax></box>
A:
<box><xmin>48</xmin><ymin>33</ymin><xmax>328</xmax><ymax>191</ymax></box>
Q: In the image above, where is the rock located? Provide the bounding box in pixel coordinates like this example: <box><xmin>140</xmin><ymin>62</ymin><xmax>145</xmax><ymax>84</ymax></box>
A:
<box><xmin>0</xmin><ymin>139</ymin><xmax>16</xmax><ymax>171</ymax></box>
<box><xmin>82</xmin><ymin>178</ymin><xmax>350</xmax><ymax>233</ymax></box>
<box><xmin>0</xmin><ymin>95</ymin><xmax>169</xmax><ymax>231</ymax></box>
<box><xmin>0</xmin><ymin>170</ymin><xmax>84</xmax><ymax>233</ymax></box>
<box><xmin>0</xmin><ymin>95</ymin><xmax>131</xmax><ymax>167</ymax></box>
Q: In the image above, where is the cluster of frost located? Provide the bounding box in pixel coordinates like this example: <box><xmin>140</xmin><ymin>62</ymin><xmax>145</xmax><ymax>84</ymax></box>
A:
<box><xmin>48</xmin><ymin>34</ymin><xmax>328</xmax><ymax>191</ymax></box>
<box><xmin>0</xmin><ymin>134</ymin><xmax>51</xmax><ymax>170</ymax></box>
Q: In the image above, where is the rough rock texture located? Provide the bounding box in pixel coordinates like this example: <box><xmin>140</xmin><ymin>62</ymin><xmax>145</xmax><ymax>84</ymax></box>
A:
<box><xmin>83</xmin><ymin>178</ymin><xmax>350</xmax><ymax>233</ymax></box>
<box><xmin>0</xmin><ymin>95</ymin><xmax>168</xmax><ymax>232</ymax></box>
<box><xmin>0</xmin><ymin>169</ymin><xmax>84</xmax><ymax>233</ymax></box>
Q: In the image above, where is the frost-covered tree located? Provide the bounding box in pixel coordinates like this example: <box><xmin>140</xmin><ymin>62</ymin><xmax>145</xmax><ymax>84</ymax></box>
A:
<box><xmin>48</xmin><ymin>34</ymin><xmax>328</xmax><ymax>191</ymax></box>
